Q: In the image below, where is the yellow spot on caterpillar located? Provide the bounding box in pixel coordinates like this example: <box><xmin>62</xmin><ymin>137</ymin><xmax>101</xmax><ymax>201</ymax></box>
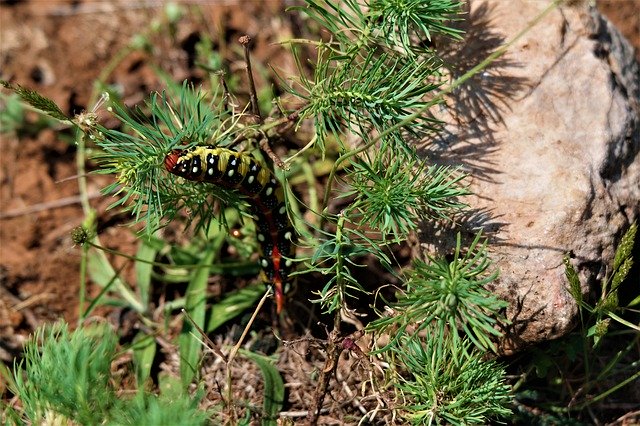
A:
<box><xmin>257</xmin><ymin>167</ymin><xmax>270</xmax><ymax>186</ymax></box>
<box><xmin>238</xmin><ymin>155</ymin><xmax>251</xmax><ymax>177</ymax></box>
<box><xmin>217</xmin><ymin>150</ymin><xmax>230</xmax><ymax>173</ymax></box>
<box><xmin>275</xmin><ymin>187</ymin><xmax>285</xmax><ymax>202</ymax></box>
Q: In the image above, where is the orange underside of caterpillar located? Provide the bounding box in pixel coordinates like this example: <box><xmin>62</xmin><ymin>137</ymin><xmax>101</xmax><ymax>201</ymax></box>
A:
<box><xmin>164</xmin><ymin>147</ymin><xmax>295</xmax><ymax>313</ymax></box>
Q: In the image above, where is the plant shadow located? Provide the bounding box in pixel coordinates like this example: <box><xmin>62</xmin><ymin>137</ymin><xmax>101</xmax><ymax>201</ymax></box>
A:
<box><xmin>415</xmin><ymin>1</ymin><xmax>531</xmax><ymax>245</ymax></box>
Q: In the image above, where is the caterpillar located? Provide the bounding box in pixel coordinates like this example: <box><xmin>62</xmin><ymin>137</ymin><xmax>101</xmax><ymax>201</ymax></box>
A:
<box><xmin>164</xmin><ymin>146</ymin><xmax>295</xmax><ymax>313</ymax></box>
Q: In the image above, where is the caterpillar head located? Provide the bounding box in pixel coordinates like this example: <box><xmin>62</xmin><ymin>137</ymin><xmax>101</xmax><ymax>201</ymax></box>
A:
<box><xmin>165</xmin><ymin>150</ymin><xmax>185</xmax><ymax>173</ymax></box>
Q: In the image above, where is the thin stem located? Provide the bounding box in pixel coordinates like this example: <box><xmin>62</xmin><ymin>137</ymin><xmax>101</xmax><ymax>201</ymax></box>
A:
<box><xmin>261</xmin><ymin>110</ymin><xmax>300</xmax><ymax>133</ymax></box>
<box><xmin>309</xmin><ymin>214</ymin><xmax>346</xmax><ymax>424</ymax></box>
<box><xmin>74</xmin><ymin>128</ymin><xmax>93</xmax><ymax>325</ymax></box>
<box><xmin>259</xmin><ymin>136</ymin><xmax>287</xmax><ymax>170</ymax></box>
<box><xmin>216</xmin><ymin>70</ymin><xmax>233</xmax><ymax>114</ymax></box>
<box><xmin>85</xmin><ymin>240</ymin><xmax>256</xmax><ymax>271</ymax></box>
<box><xmin>239</xmin><ymin>35</ymin><xmax>261</xmax><ymax>121</ymax></box>
<box><xmin>577</xmin><ymin>369</ymin><xmax>640</xmax><ymax>409</ymax></box>
<box><xmin>78</xmin><ymin>242</ymin><xmax>88</xmax><ymax>326</ymax></box>
<box><xmin>74</xmin><ymin>131</ymin><xmax>92</xmax><ymax>214</ymax></box>
<box><xmin>334</xmin><ymin>213</ymin><xmax>346</xmax><ymax>312</ymax></box>
<box><xmin>300</xmin><ymin>162</ymin><xmax>320</xmax><ymax>227</ymax></box>
<box><xmin>181</xmin><ymin>308</ymin><xmax>225</xmax><ymax>360</ymax></box>
<box><xmin>225</xmin><ymin>288</ymin><xmax>272</xmax><ymax>416</ymax></box>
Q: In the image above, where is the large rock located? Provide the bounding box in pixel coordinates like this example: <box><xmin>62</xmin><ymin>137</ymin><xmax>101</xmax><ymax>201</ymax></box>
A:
<box><xmin>417</xmin><ymin>0</ymin><xmax>640</xmax><ymax>353</ymax></box>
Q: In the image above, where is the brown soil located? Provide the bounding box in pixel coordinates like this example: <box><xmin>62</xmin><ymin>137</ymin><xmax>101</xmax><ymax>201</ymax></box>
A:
<box><xmin>1</xmin><ymin>0</ymin><xmax>639</xmax><ymax>424</ymax></box>
<box><xmin>1</xmin><ymin>0</ymin><xmax>299</xmax><ymax>346</ymax></box>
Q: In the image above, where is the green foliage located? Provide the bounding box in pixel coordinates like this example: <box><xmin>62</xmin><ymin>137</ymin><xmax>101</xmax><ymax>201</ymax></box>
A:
<box><xmin>613</xmin><ymin>222</ymin><xmax>636</xmax><ymax>271</ymax></box>
<box><xmin>135</xmin><ymin>239</ymin><xmax>158</xmax><ymax>310</ymax></box>
<box><xmin>0</xmin><ymin>82</ymin><xmax>76</xmax><ymax>137</ymax></box>
<box><xmin>292</xmin><ymin>51</ymin><xmax>444</xmax><ymax>153</ymax></box>
<box><xmin>293</xmin><ymin>0</ymin><xmax>463</xmax><ymax>55</ymax></box>
<box><xmin>131</xmin><ymin>332</ymin><xmax>156</xmax><ymax>389</ymax></box>
<box><xmin>302</xmin><ymin>214</ymin><xmax>394</xmax><ymax>313</ymax></box>
<box><xmin>369</xmin><ymin>232</ymin><xmax>506</xmax><ymax>353</ymax></box>
<box><xmin>9</xmin><ymin>323</ymin><xmax>207</xmax><ymax>425</ymax></box>
<box><xmin>240</xmin><ymin>350</ymin><xmax>286</xmax><ymax>426</ymax></box>
<box><xmin>564</xmin><ymin>254</ymin><xmax>582</xmax><ymax>306</ymax></box>
<box><xmin>206</xmin><ymin>285</ymin><xmax>265</xmax><ymax>333</ymax></box>
<box><xmin>512</xmin><ymin>222</ymin><xmax>639</xmax><ymax>422</ymax></box>
<box><xmin>393</xmin><ymin>333</ymin><xmax>512</xmax><ymax>425</ymax></box>
<box><xmin>564</xmin><ymin>222</ymin><xmax>639</xmax><ymax>346</ymax></box>
<box><xmin>78</xmin><ymin>1</ymin><xmax>507</xmax><ymax>423</ymax></box>
<box><xmin>179</xmin><ymin>232</ymin><xmax>221</xmax><ymax>387</ymax></box>
<box><xmin>93</xmin><ymin>83</ymin><xmax>248</xmax><ymax>233</ymax></box>
<box><xmin>110</xmin><ymin>392</ymin><xmax>208</xmax><ymax>426</ymax></box>
<box><xmin>12</xmin><ymin>322</ymin><xmax>118</xmax><ymax>425</ymax></box>
<box><xmin>369</xmin><ymin>0</ymin><xmax>465</xmax><ymax>53</ymax></box>
<box><xmin>344</xmin><ymin>151</ymin><xmax>468</xmax><ymax>238</ymax></box>
<box><xmin>3</xmin><ymin>0</ymin><xmax>521</xmax><ymax>423</ymax></box>
<box><xmin>0</xmin><ymin>79</ymin><xmax>69</xmax><ymax>123</ymax></box>
<box><xmin>0</xmin><ymin>93</ymin><xmax>26</xmax><ymax>133</ymax></box>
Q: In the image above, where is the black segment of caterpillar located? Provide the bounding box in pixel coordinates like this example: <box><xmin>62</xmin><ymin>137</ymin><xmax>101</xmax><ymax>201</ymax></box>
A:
<box><xmin>164</xmin><ymin>146</ymin><xmax>295</xmax><ymax>313</ymax></box>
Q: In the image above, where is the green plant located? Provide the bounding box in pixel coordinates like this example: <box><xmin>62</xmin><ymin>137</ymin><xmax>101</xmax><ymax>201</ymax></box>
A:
<box><xmin>393</xmin><ymin>332</ymin><xmax>512</xmax><ymax>425</ymax></box>
<box><xmin>75</xmin><ymin>6</ymin><xmax>479</xmax><ymax>422</ymax></box>
<box><xmin>3</xmin><ymin>322</ymin><xmax>208</xmax><ymax>425</ymax></box>
<box><xmin>511</xmin><ymin>223</ymin><xmax>639</xmax><ymax>423</ymax></box>
<box><xmin>565</xmin><ymin>222</ymin><xmax>638</xmax><ymax>345</ymax></box>
<box><xmin>369</xmin><ymin>232</ymin><xmax>508</xmax><ymax>354</ymax></box>
<box><xmin>1</xmin><ymin>1</ymin><xmax>573</xmax><ymax>424</ymax></box>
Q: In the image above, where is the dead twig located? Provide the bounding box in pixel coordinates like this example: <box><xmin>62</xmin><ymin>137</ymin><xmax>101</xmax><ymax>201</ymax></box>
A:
<box><xmin>259</xmin><ymin>136</ymin><xmax>287</xmax><ymax>170</ymax></box>
<box><xmin>0</xmin><ymin>191</ymin><xmax>103</xmax><ymax>219</ymax></box>
<box><xmin>308</xmin><ymin>318</ymin><xmax>367</xmax><ymax>425</ymax></box>
<box><xmin>239</xmin><ymin>35</ymin><xmax>261</xmax><ymax>122</ymax></box>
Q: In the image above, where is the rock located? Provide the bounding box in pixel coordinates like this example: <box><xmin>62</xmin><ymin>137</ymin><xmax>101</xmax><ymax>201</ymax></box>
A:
<box><xmin>417</xmin><ymin>0</ymin><xmax>640</xmax><ymax>353</ymax></box>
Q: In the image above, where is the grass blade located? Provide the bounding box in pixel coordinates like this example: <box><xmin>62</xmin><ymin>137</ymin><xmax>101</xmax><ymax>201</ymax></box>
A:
<box><xmin>132</xmin><ymin>331</ymin><xmax>157</xmax><ymax>390</ymax></box>
<box><xmin>178</xmin><ymin>233</ymin><xmax>224</xmax><ymax>388</ymax></box>
<box><xmin>239</xmin><ymin>350</ymin><xmax>285</xmax><ymax>425</ymax></box>
<box><xmin>206</xmin><ymin>284</ymin><xmax>264</xmax><ymax>333</ymax></box>
<box><xmin>135</xmin><ymin>240</ymin><xmax>158</xmax><ymax>311</ymax></box>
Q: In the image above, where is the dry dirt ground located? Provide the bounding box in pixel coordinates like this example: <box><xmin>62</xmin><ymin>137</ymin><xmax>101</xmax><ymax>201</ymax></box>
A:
<box><xmin>1</xmin><ymin>0</ymin><xmax>639</xmax><ymax>424</ymax></box>
<box><xmin>1</xmin><ymin>0</ymin><xmax>302</xmax><ymax>348</ymax></box>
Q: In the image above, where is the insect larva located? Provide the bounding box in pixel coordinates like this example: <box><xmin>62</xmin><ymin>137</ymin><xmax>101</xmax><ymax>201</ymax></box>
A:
<box><xmin>164</xmin><ymin>146</ymin><xmax>295</xmax><ymax>313</ymax></box>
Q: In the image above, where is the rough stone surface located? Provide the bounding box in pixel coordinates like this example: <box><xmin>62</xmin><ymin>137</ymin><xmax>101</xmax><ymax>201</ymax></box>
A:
<box><xmin>417</xmin><ymin>0</ymin><xmax>640</xmax><ymax>353</ymax></box>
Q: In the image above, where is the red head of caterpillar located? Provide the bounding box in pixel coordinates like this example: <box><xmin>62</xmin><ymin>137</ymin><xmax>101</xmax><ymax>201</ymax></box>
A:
<box><xmin>164</xmin><ymin>150</ymin><xmax>181</xmax><ymax>172</ymax></box>
<box><xmin>164</xmin><ymin>146</ymin><xmax>295</xmax><ymax>313</ymax></box>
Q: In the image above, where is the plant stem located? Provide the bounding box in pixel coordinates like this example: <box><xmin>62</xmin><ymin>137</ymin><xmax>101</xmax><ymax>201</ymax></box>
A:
<box><xmin>577</xmin><ymin>369</ymin><xmax>640</xmax><ymax>409</ymax></box>
<box><xmin>309</xmin><ymin>215</ymin><xmax>347</xmax><ymax>424</ymax></box>
<box><xmin>225</xmin><ymin>289</ymin><xmax>272</xmax><ymax>419</ymax></box>
<box><xmin>239</xmin><ymin>35</ymin><xmax>261</xmax><ymax>121</ymax></box>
